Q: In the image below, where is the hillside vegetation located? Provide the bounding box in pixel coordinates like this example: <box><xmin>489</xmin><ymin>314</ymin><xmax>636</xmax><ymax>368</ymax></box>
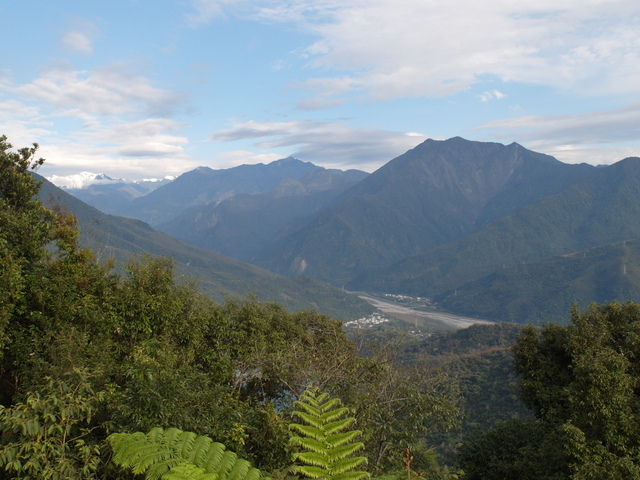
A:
<box><xmin>38</xmin><ymin>176</ymin><xmax>373</xmax><ymax>321</ymax></box>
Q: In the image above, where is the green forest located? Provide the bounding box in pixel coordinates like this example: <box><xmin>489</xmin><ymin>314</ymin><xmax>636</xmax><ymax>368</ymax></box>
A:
<box><xmin>3</xmin><ymin>135</ymin><xmax>640</xmax><ymax>479</ymax></box>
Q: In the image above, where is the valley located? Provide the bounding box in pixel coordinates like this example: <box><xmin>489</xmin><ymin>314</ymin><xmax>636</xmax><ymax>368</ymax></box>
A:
<box><xmin>51</xmin><ymin>136</ymin><xmax>640</xmax><ymax>326</ymax></box>
<box><xmin>357</xmin><ymin>292</ymin><xmax>492</xmax><ymax>330</ymax></box>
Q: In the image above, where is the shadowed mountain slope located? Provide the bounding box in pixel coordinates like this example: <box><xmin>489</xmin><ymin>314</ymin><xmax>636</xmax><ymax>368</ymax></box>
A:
<box><xmin>348</xmin><ymin>156</ymin><xmax>640</xmax><ymax>300</ymax></box>
<box><xmin>158</xmin><ymin>168</ymin><xmax>368</xmax><ymax>262</ymax></box>
<box><xmin>38</xmin><ymin>177</ymin><xmax>373</xmax><ymax>321</ymax></box>
<box><xmin>114</xmin><ymin>157</ymin><xmax>321</xmax><ymax>226</ymax></box>
<box><xmin>255</xmin><ymin>137</ymin><xmax>597</xmax><ymax>285</ymax></box>
<box><xmin>434</xmin><ymin>238</ymin><xmax>640</xmax><ymax>325</ymax></box>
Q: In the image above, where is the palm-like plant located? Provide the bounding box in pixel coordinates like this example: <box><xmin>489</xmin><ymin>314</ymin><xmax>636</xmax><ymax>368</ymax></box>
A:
<box><xmin>289</xmin><ymin>388</ymin><xmax>369</xmax><ymax>480</ymax></box>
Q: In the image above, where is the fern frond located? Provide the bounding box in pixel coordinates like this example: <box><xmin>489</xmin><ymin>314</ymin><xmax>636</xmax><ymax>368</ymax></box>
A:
<box><xmin>148</xmin><ymin>427</ymin><xmax>165</xmax><ymax>443</ymax></box>
<box><xmin>327</xmin><ymin>456</ymin><xmax>367</xmax><ymax>474</ymax></box>
<box><xmin>293</xmin><ymin>411</ymin><xmax>324</xmax><ymax>429</ymax></box>
<box><xmin>289</xmin><ymin>424</ymin><xmax>324</xmax><ymax>441</ymax></box>
<box><xmin>163</xmin><ymin>428</ymin><xmax>184</xmax><ymax>448</ymax></box>
<box><xmin>291</xmin><ymin>465</ymin><xmax>330</xmax><ymax>478</ymax></box>
<box><xmin>176</xmin><ymin>430</ymin><xmax>197</xmax><ymax>458</ymax></box>
<box><xmin>108</xmin><ymin>428</ymin><xmax>264</xmax><ymax>480</ymax></box>
<box><xmin>147</xmin><ymin>459</ymin><xmax>183</xmax><ymax>480</ymax></box>
<box><xmin>214</xmin><ymin>450</ymin><xmax>239</xmax><ymax>480</ymax></box>
<box><xmin>202</xmin><ymin>443</ymin><xmax>226</xmax><ymax>473</ymax></box>
<box><xmin>325</xmin><ymin>431</ymin><xmax>361</xmax><ymax>448</ymax></box>
<box><xmin>289</xmin><ymin>436</ymin><xmax>326</xmax><ymax>453</ymax></box>
<box><xmin>330</xmin><ymin>471</ymin><xmax>370</xmax><ymax>480</ymax></box>
<box><xmin>289</xmin><ymin>389</ymin><xmax>369</xmax><ymax>480</ymax></box>
<box><xmin>243</xmin><ymin>466</ymin><xmax>263</xmax><ymax>480</ymax></box>
<box><xmin>326</xmin><ymin>443</ymin><xmax>364</xmax><ymax>461</ymax></box>
<box><xmin>323</xmin><ymin>418</ymin><xmax>356</xmax><ymax>435</ymax></box>
<box><xmin>188</xmin><ymin>436</ymin><xmax>215</xmax><ymax>465</ymax></box>
<box><xmin>163</xmin><ymin>462</ymin><xmax>218</xmax><ymax>480</ymax></box>
<box><xmin>317</xmin><ymin>398</ymin><xmax>341</xmax><ymax>414</ymax></box>
<box><xmin>293</xmin><ymin>451</ymin><xmax>329</xmax><ymax>468</ymax></box>
<box><xmin>293</xmin><ymin>401</ymin><xmax>322</xmax><ymax>418</ymax></box>
<box><xmin>227</xmin><ymin>458</ymin><xmax>252</xmax><ymax>480</ymax></box>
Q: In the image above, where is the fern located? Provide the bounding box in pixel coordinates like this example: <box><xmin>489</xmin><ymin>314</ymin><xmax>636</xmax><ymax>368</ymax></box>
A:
<box><xmin>289</xmin><ymin>388</ymin><xmax>369</xmax><ymax>480</ymax></box>
<box><xmin>108</xmin><ymin>427</ymin><xmax>265</xmax><ymax>480</ymax></box>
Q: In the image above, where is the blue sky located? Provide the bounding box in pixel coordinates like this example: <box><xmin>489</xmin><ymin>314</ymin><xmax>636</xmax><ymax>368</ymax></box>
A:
<box><xmin>2</xmin><ymin>0</ymin><xmax>639</xmax><ymax>180</ymax></box>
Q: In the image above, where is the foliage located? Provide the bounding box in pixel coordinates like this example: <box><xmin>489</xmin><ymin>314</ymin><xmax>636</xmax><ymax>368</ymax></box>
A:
<box><xmin>459</xmin><ymin>301</ymin><xmax>640</xmax><ymax>479</ymax></box>
<box><xmin>0</xmin><ymin>135</ymin><xmax>52</xmax><ymax>357</ymax></box>
<box><xmin>349</xmin><ymin>156</ymin><xmax>640</xmax><ymax>307</ymax></box>
<box><xmin>289</xmin><ymin>387</ymin><xmax>369</xmax><ymax>480</ymax></box>
<box><xmin>0</xmin><ymin>370</ymin><xmax>105</xmax><ymax>480</ymax></box>
<box><xmin>0</xmin><ymin>135</ymin><xmax>463</xmax><ymax>479</ymax></box>
<box><xmin>436</xmin><ymin>238</ymin><xmax>640</xmax><ymax>325</ymax></box>
<box><xmin>513</xmin><ymin>301</ymin><xmax>640</xmax><ymax>478</ymax></box>
<box><xmin>108</xmin><ymin>427</ymin><xmax>264</xmax><ymax>480</ymax></box>
<box><xmin>456</xmin><ymin>419</ymin><xmax>569</xmax><ymax>480</ymax></box>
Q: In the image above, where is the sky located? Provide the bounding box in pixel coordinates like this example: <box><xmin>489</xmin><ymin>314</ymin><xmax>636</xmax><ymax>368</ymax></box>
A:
<box><xmin>2</xmin><ymin>0</ymin><xmax>640</xmax><ymax>181</ymax></box>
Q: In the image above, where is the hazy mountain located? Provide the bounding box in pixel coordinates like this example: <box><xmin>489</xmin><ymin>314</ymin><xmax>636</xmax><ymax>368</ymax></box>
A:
<box><xmin>116</xmin><ymin>157</ymin><xmax>320</xmax><ymax>226</ymax></box>
<box><xmin>348</xmin><ymin>156</ymin><xmax>640</xmax><ymax>299</ymax></box>
<box><xmin>158</xmin><ymin>168</ymin><xmax>368</xmax><ymax>261</ymax></box>
<box><xmin>37</xmin><ymin>176</ymin><xmax>373</xmax><ymax>321</ymax></box>
<box><xmin>61</xmin><ymin>177</ymin><xmax>174</xmax><ymax>216</ymax></box>
<box><xmin>254</xmin><ymin>137</ymin><xmax>597</xmax><ymax>285</ymax></box>
<box><xmin>434</xmin><ymin>238</ymin><xmax>640</xmax><ymax>325</ymax></box>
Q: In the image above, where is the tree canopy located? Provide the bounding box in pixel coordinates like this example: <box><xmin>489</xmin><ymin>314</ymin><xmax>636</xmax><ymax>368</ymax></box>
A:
<box><xmin>459</xmin><ymin>301</ymin><xmax>640</xmax><ymax>479</ymax></box>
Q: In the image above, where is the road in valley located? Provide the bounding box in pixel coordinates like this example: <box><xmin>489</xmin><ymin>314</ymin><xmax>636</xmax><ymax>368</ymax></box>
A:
<box><xmin>358</xmin><ymin>293</ymin><xmax>493</xmax><ymax>330</ymax></box>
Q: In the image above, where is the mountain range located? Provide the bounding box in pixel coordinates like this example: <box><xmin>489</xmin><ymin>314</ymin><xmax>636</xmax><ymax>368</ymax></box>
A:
<box><xmin>38</xmin><ymin>177</ymin><xmax>374</xmax><ymax>321</ymax></box>
<box><xmin>59</xmin><ymin>137</ymin><xmax>640</xmax><ymax>325</ymax></box>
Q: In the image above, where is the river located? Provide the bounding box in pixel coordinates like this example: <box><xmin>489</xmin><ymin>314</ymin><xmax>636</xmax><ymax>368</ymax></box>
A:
<box><xmin>358</xmin><ymin>293</ymin><xmax>492</xmax><ymax>330</ymax></box>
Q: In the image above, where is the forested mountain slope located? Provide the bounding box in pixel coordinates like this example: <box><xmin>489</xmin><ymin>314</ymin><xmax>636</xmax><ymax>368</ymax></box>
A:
<box><xmin>113</xmin><ymin>157</ymin><xmax>321</xmax><ymax>226</ymax></box>
<box><xmin>348</xmin><ymin>156</ymin><xmax>640</xmax><ymax>301</ymax></box>
<box><xmin>38</xmin><ymin>176</ymin><xmax>373</xmax><ymax>320</ymax></box>
<box><xmin>435</xmin><ymin>238</ymin><xmax>640</xmax><ymax>325</ymax></box>
<box><xmin>254</xmin><ymin>137</ymin><xmax>596</xmax><ymax>285</ymax></box>
<box><xmin>158</xmin><ymin>168</ymin><xmax>368</xmax><ymax>261</ymax></box>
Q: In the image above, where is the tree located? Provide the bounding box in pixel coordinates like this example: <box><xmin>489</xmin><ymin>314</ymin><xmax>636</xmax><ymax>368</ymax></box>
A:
<box><xmin>513</xmin><ymin>301</ymin><xmax>640</xmax><ymax>479</ymax></box>
<box><xmin>0</xmin><ymin>370</ymin><xmax>104</xmax><ymax>480</ymax></box>
<box><xmin>0</xmin><ymin>135</ymin><xmax>461</xmax><ymax>479</ymax></box>
<box><xmin>0</xmin><ymin>135</ymin><xmax>52</xmax><ymax>357</ymax></box>
<box><xmin>460</xmin><ymin>301</ymin><xmax>640</xmax><ymax>480</ymax></box>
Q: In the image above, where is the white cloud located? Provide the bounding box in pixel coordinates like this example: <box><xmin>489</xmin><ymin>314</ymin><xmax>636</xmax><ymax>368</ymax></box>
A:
<box><xmin>37</xmin><ymin>119</ymin><xmax>194</xmax><ymax>180</ymax></box>
<box><xmin>186</xmin><ymin>0</ymin><xmax>244</xmax><ymax>26</ymax></box>
<box><xmin>210</xmin><ymin>119</ymin><xmax>426</xmax><ymax>170</ymax></box>
<box><xmin>17</xmin><ymin>62</ymin><xmax>185</xmax><ymax>118</ymax></box>
<box><xmin>89</xmin><ymin>118</ymin><xmax>189</xmax><ymax>158</ymax></box>
<box><xmin>216</xmin><ymin>149</ymin><xmax>284</xmax><ymax>167</ymax></box>
<box><xmin>478</xmin><ymin>102</ymin><xmax>640</xmax><ymax>164</ymax></box>
<box><xmin>61</xmin><ymin>32</ymin><xmax>94</xmax><ymax>55</ymax></box>
<box><xmin>60</xmin><ymin>20</ymin><xmax>99</xmax><ymax>55</ymax></box>
<box><xmin>2</xmin><ymin>58</ymin><xmax>191</xmax><ymax>179</ymax></box>
<box><xmin>479</xmin><ymin>90</ymin><xmax>506</xmax><ymax>102</ymax></box>
<box><xmin>0</xmin><ymin>100</ymin><xmax>41</xmax><ymax>119</ymax></box>
<box><xmin>201</xmin><ymin>0</ymin><xmax>640</xmax><ymax>106</ymax></box>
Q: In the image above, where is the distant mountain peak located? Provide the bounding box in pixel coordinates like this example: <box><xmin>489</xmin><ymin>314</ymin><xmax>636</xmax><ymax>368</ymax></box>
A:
<box><xmin>271</xmin><ymin>156</ymin><xmax>307</xmax><ymax>165</ymax></box>
<box><xmin>47</xmin><ymin>172</ymin><xmax>121</xmax><ymax>189</ymax></box>
<box><xmin>47</xmin><ymin>172</ymin><xmax>176</xmax><ymax>190</ymax></box>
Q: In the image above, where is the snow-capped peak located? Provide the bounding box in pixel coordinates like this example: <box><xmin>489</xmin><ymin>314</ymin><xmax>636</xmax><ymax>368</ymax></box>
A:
<box><xmin>46</xmin><ymin>172</ymin><xmax>177</xmax><ymax>190</ymax></box>
<box><xmin>46</xmin><ymin>172</ymin><xmax>123</xmax><ymax>189</ymax></box>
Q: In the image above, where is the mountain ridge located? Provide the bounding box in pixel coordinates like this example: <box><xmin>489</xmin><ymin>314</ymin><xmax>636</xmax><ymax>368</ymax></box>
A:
<box><xmin>254</xmin><ymin>137</ymin><xmax>598</xmax><ymax>285</ymax></box>
<box><xmin>37</xmin><ymin>175</ymin><xmax>373</xmax><ymax>321</ymax></box>
<box><xmin>347</xmin><ymin>156</ymin><xmax>640</xmax><ymax>299</ymax></box>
